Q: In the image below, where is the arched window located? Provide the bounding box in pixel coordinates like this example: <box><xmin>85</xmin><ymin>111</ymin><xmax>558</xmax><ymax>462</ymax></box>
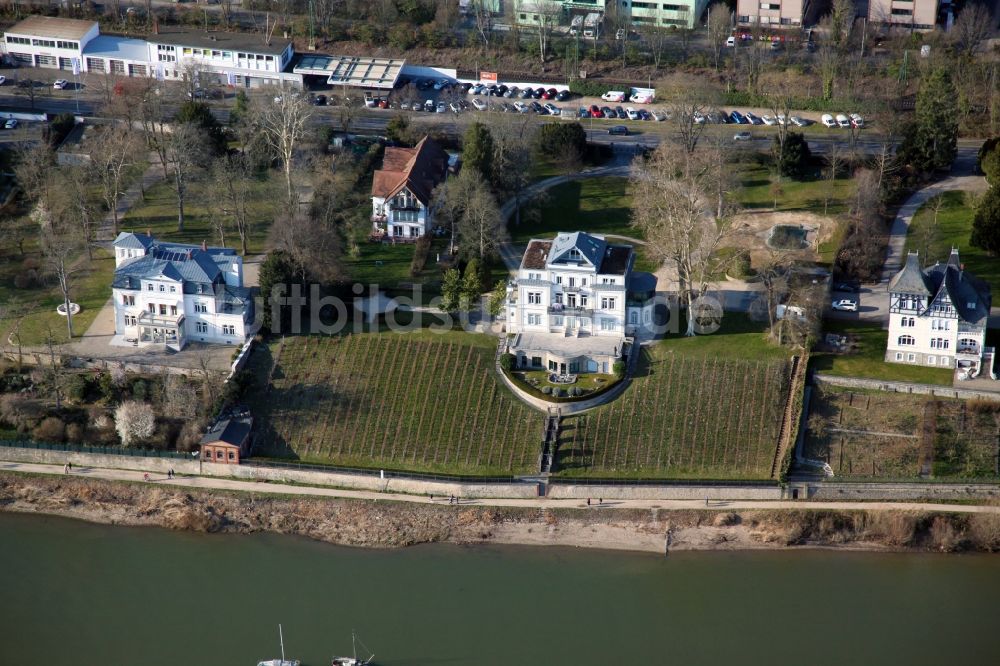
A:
<box><xmin>897</xmin><ymin>335</ymin><xmax>915</xmax><ymax>346</ymax></box>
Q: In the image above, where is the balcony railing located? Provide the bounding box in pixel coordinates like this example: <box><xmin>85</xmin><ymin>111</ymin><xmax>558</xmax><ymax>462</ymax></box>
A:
<box><xmin>548</xmin><ymin>304</ymin><xmax>593</xmax><ymax>316</ymax></box>
<box><xmin>138</xmin><ymin>311</ymin><xmax>183</xmax><ymax>328</ymax></box>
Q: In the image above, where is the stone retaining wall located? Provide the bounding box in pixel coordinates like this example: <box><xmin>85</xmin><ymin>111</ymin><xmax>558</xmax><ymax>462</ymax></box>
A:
<box><xmin>813</xmin><ymin>373</ymin><xmax>1000</xmax><ymax>401</ymax></box>
<box><xmin>547</xmin><ymin>483</ymin><xmax>782</xmax><ymax>500</ymax></box>
<box><xmin>791</xmin><ymin>480</ymin><xmax>1000</xmax><ymax>501</ymax></box>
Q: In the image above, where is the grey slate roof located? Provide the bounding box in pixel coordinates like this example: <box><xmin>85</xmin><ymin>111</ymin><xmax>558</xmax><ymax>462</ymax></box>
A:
<box><xmin>888</xmin><ymin>252</ymin><xmax>932</xmax><ymax>295</ymax></box>
<box><xmin>113</xmin><ymin>231</ymin><xmax>156</xmax><ymax>251</ymax></box>
<box><xmin>549</xmin><ymin>231</ymin><xmax>607</xmax><ymax>267</ymax></box>
<box><xmin>200</xmin><ymin>409</ymin><xmax>253</xmax><ymax>447</ymax></box>
<box><xmin>113</xmin><ymin>233</ymin><xmax>239</xmax><ymax>294</ymax></box>
<box><xmin>627</xmin><ymin>271</ymin><xmax>657</xmax><ymax>294</ymax></box>
<box><xmin>891</xmin><ymin>250</ymin><xmax>991</xmax><ymax>327</ymax></box>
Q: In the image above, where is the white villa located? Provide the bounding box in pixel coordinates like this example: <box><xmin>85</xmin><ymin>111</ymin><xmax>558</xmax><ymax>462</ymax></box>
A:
<box><xmin>370</xmin><ymin>137</ymin><xmax>450</xmax><ymax>241</ymax></box>
<box><xmin>504</xmin><ymin>232</ymin><xmax>659</xmax><ymax>375</ymax></box>
<box><xmin>111</xmin><ymin>232</ymin><xmax>255</xmax><ymax>351</ymax></box>
<box><xmin>886</xmin><ymin>249</ymin><xmax>994</xmax><ymax>379</ymax></box>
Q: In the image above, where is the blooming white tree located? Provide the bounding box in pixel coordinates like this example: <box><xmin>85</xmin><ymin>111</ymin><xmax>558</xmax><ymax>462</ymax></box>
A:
<box><xmin>114</xmin><ymin>401</ymin><xmax>156</xmax><ymax>447</ymax></box>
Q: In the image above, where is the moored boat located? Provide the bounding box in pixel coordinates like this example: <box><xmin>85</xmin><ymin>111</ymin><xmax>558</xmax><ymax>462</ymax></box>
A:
<box><xmin>331</xmin><ymin>631</ymin><xmax>374</xmax><ymax>666</ymax></box>
<box><xmin>258</xmin><ymin>624</ymin><xmax>301</xmax><ymax>666</ymax></box>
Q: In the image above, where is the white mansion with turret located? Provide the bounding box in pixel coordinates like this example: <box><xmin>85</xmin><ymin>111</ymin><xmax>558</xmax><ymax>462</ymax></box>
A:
<box><xmin>504</xmin><ymin>232</ymin><xmax>658</xmax><ymax>375</ymax></box>
<box><xmin>886</xmin><ymin>249</ymin><xmax>994</xmax><ymax>380</ymax></box>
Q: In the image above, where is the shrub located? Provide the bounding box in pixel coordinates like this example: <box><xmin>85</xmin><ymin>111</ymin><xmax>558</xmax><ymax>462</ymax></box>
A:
<box><xmin>131</xmin><ymin>379</ymin><xmax>148</xmax><ymax>401</ymax></box>
<box><xmin>0</xmin><ymin>394</ymin><xmax>43</xmax><ymax>432</ymax></box>
<box><xmin>176</xmin><ymin>418</ymin><xmax>208</xmax><ymax>452</ymax></box>
<box><xmin>968</xmin><ymin>399</ymin><xmax>1000</xmax><ymax>414</ymax></box>
<box><xmin>64</xmin><ymin>374</ymin><xmax>87</xmax><ymax>403</ymax></box>
<box><xmin>65</xmin><ymin>422</ymin><xmax>85</xmax><ymax>444</ymax></box>
<box><xmin>554</xmin><ymin>388</ymin><xmax>565</xmax><ymax>398</ymax></box>
<box><xmin>612</xmin><ymin>361</ymin><xmax>625</xmax><ymax>377</ymax></box>
<box><xmin>541</xmin><ymin>386</ymin><xmax>552</xmax><ymax>395</ymax></box>
<box><xmin>410</xmin><ymin>234</ymin><xmax>431</xmax><ymax>276</ymax></box>
<box><xmin>500</xmin><ymin>353</ymin><xmax>515</xmax><ymax>371</ymax></box>
<box><xmin>13</xmin><ymin>270</ymin><xmax>41</xmax><ymax>289</ymax></box>
<box><xmin>114</xmin><ymin>401</ymin><xmax>156</xmax><ymax>447</ymax></box>
<box><xmin>33</xmin><ymin>416</ymin><xmax>66</xmax><ymax>442</ymax></box>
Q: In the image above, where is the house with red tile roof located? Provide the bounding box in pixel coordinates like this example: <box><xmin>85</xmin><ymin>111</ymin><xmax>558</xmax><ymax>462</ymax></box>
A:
<box><xmin>370</xmin><ymin>136</ymin><xmax>450</xmax><ymax>241</ymax></box>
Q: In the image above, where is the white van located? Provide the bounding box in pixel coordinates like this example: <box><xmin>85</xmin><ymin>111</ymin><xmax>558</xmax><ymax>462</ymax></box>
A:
<box><xmin>821</xmin><ymin>114</ymin><xmax>836</xmax><ymax>128</ymax></box>
<box><xmin>726</xmin><ymin>36</ymin><xmax>736</xmax><ymax>47</ymax></box>
<box><xmin>836</xmin><ymin>113</ymin><xmax>851</xmax><ymax>128</ymax></box>
<box><xmin>601</xmin><ymin>91</ymin><xmax>625</xmax><ymax>102</ymax></box>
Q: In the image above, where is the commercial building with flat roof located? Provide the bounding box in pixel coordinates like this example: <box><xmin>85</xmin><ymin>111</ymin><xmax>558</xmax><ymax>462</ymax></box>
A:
<box><xmin>736</xmin><ymin>0</ymin><xmax>812</xmax><ymax>27</ymax></box>
<box><xmin>293</xmin><ymin>54</ymin><xmax>404</xmax><ymax>89</ymax></box>
<box><xmin>2</xmin><ymin>15</ymin><xmax>98</xmax><ymax>69</ymax></box>
<box><xmin>868</xmin><ymin>0</ymin><xmax>938</xmax><ymax>30</ymax></box>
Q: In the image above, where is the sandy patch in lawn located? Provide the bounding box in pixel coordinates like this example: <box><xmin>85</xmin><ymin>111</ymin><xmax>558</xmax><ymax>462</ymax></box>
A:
<box><xmin>725</xmin><ymin>210</ymin><xmax>841</xmax><ymax>268</ymax></box>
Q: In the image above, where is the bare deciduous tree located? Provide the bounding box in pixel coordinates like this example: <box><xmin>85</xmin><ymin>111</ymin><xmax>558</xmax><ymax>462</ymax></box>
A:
<box><xmin>272</xmin><ymin>211</ymin><xmax>343</xmax><ymax>284</ymax></box>
<box><xmin>164</xmin><ymin>122</ymin><xmax>210</xmax><ymax>231</ymax></box>
<box><xmin>14</xmin><ymin>142</ymin><xmax>55</xmax><ymax>204</ymax></box>
<box><xmin>90</xmin><ymin>126</ymin><xmax>142</xmax><ymax>236</ymax></box>
<box><xmin>36</xmin><ymin>201</ymin><xmax>87</xmax><ymax>340</ymax></box>
<box><xmin>952</xmin><ymin>3</ymin><xmax>995</xmax><ymax>57</ymax></box>
<box><xmin>432</xmin><ymin>170</ymin><xmax>509</xmax><ymax>261</ymax></box>
<box><xmin>630</xmin><ymin>146</ymin><xmax>737</xmax><ymax>336</ymax></box>
<box><xmin>707</xmin><ymin>2</ymin><xmax>732</xmax><ymax>72</ymax></box>
<box><xmin>471</xmin><ymin>0</ymin><xmax>494</xmax><ymax>47</ymax></box>
<box><xmin>250</xmin><ymin>91</ymin><xmax>314</xmax><ymax>206</ymax></box>
<box><xmin>211</xmin><ymin>153</ymin><xmax>259</xmax><ymax>256</ymax></box>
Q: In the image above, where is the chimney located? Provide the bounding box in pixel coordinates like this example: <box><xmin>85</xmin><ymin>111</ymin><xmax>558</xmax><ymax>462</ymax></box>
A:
<box><xmin>187</xmin><ymin>249</ymin><xmax>193</xmax><ymax>259</ymax></box>
<box><xmin>146</xmin><ymin>227</ymin><xmax>151</xmax><ymax>238</ymax></box>
<box><xmin>201</xmin><ymin>240</ymin><xmax>207</xmax><ymax>251</ymax></box>
<box><xmin>153</xmin><ymin>18</ymin><xmax>158</xmax><ymax>35</ymax></box>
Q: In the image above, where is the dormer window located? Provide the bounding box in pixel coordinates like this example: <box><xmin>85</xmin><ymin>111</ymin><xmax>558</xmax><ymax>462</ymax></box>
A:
<box><xmin>568</xmin><ymin>249</ymin><xmax>582</xmax><ymax>261</ymax></box>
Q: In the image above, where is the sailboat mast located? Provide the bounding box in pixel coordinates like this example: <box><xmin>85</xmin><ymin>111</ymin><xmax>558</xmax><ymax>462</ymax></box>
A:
<box><xmin>279</xmin><ymin>624</ymin><xmax>286</xmax><ymax>661</ymax></box>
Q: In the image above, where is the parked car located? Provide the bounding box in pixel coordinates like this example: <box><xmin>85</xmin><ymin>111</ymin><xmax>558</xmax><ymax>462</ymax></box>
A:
<box><xmin>4</xmin><ymin>118</ymin><xmax>18</xmax><ymax>129</ymax></box>
<box><xmin>692</xmin><ymin>111</ymin><xmax>705</xmax><ymax>124</ymax></box>
<box><xmin>520</xmin><ymin>88</ymin><xmax>534</xmax><ymax>99</ymax></box>
<box><xmin>471</xmin><ymin>83</ymin><xmax>485</xmax><ymax>95</ymax></box>
<box><xmin>849</xmin><ymin>113</ymin><xmax>865</xmax><ymax>128</ymax></box>
<box><xmin>514</xmin><ymin>101</ymin><xmax>529</xmax><ymax>113</ymax></box>
<box><xmin>432</xmin><ymin>79</ymin><xmax>448</xmax><ymax>90</ymax></box>
<box><xmin>424</xmin><ymin>99</ymin><xmax>435</xmax><ymax>112</ymax></box>
<box><xmin>790</xmin><ymin>115</ymin><xmax>807</xmax><ymax>127</ymax></box>
<box><xmin>776</xmin><ymin>114</ymin><xmax>787</xmax><ymax>126</ymax></box>
<box><xmin>726</xmin><ymin>36</ymin><xmax>736</xmax><ymax>47</ymax></box>
<box><xmin>651</xmin><ymin>109</ymin><xmax>668</xmax><ymax>121</ymax></box>
<box><xmin>458</xmin><ymin>82</ymin><xmax>473</xmax><ymax>94</ymax></box>
<box><xmin>472</xmin><ymin>98</ymin><xmax>488</xmax><ymax>111</ymax></box>
<box><xmin>543</xmin><ymin>103</ymin><xmax>559</xmax><ymax>115</ymax></box>
<box><xmin>761</xmin><ymin>114</ymin><xmax>776</xmax><ymax>126</ymax></box>
<box><xmin>608</xmin><ymin>125</ymin><xmax>629</xmax><ymax>136</ymax></box>
<box><xmin>449</xmin><ymin>101</ymin><xmax>462</xmax><ymax>113</ymax></box>
<box><xmin>744</xmin><ymin>112</ymin><xmax>762</xmax><ymax>125</ymax></box>
<box><xmin>590</xmin><ymin>105</ymin><xmax>603</xmax><ymax>118</ymax></box>
<box><xmin>831</xmin><ymin>299</ymin><xmax>858</xmax><ymax>312</ymax></box>
<box><xmin>730</xmin><ymin>110</ymin><xmax>746</xmax><ymax>124</ymax></box>
<box><xmin>836</xmin><ymin>113</ymin><xmax>851</xmax><ymax>128</ymax></box>
<box><xmin>529</xmin><ymin>101</ymin><xmax>544</xmax><ymax>114</ymax></box>
<box><xmin>625</xmin><ymin>107</ymin><xmax>639</xmax><ymax>121</ymax></box>
<box><xmin>833</xmin><ymin>282</ymin><xmax>860</xmax><ymax>293</ymax></box>
<box><xmin>821</xmin><ymin>114</ymin><xmax>837</xmax><ymax>128</ymax></box>
<box><xmin>555</xmin><ymin>90</ymin><xmax>571</xmax><ymax>102</ymax></box>
<box><xmin>0</xmin><ymin>75</ymin><xmax>8</xmax><ymax>86</ymax></box>
<box><xmin>733</xmin><ymin>131</ymin><xmax>752</xmax><ymax>142</ymax></box>
<box><xmin>601</xmin><ymin>91</ymin><xmax>626</xmax><ymax>102</ymax></box>
<box><xmin>579</xmin><ymin>107</ymin><xmax>589</xmax><ymax>118</ymax></box>
<box><xmin>312</xmin><ymin>94</ymin><xmax>327</xmax><ymax>106</ymax></box>
<box><xmin>53</xmin><ymin>79</ymin><xmax>69</xmax><ymax>90</ymax></box>
<box><xmin>638</xmin><ymin>109</ymin><xmax>651</xmax><ymax>121</ymax></box>
<box><xmin>399</xmin><ymin>100</ymin><xmax>411</xmax><ymax>111</ymax></box>
<box><xmin>436</xmin><ymin>102</ymin><xmax>447</xmax><ymax>113</ymax></box>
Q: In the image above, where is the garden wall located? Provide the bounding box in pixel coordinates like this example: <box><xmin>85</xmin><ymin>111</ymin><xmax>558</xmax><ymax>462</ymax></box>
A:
<box><xmin>813</xmin><ymin>373</ymin><xmax>1000</xmax><ymax>402</ymax></box>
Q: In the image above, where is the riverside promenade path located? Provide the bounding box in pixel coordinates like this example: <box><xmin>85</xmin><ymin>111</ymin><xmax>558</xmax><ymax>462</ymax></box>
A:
<box><xmin>5</xmin><ymin>461</ymin><xmax>1000</xmax><ymax>514</ymax></box>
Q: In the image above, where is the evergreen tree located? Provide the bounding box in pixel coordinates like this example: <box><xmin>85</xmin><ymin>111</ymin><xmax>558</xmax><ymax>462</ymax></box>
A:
<box><xmin>971</xmin><ymin>186</ymin><xmax>1000</xmax><ymax>255</ymax></box>
<box><xmin>258</xmin><ymin>251</ymin><xmax>298</xmax><ymax>331</ymax></box>
<box><xmin>440</xmin><ymin>268</ymin><xmax>462</xmax><ymax>311</ymax></box>
<box><xmin>461</xmin><ymin>123</ymin><xmax>494</xmax><ymax>180</ymax></box>
<box><xmin>899</xmin><ymin>68</ymin><xmax>959</xmax><ymax>172</ymax></box>
<box><xmin>773</xmin><ymin>131</ymin><xmax>812</xmax><ymax>180</ymax></box>
<box><xmin>461</xmin><ymin>258</ymin><xmax>483</xmax><ymax>307</ymax></box>
<box><xmin>175</xmin><ymin>101</ymin><xmax>226</xmax><ymax>156</ymax></box>
<box><xmin>978</xmin><ymin>137</ymin><xmax>1000</xmax><ymax>186</ymax></box>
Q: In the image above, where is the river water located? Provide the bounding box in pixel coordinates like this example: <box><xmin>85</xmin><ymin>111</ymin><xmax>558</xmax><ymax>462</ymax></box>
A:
<box><xmin>2</xmin><ymin>512</ymin><xmax>999</xmax><ymax>665</ymax></box>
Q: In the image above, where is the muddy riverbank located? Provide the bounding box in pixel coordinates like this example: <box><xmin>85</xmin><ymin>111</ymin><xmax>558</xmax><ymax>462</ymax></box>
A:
<box><xmin>2</xmin><ymin>472</ymin><xmax>998</xmax><ymax>553</ymax></box>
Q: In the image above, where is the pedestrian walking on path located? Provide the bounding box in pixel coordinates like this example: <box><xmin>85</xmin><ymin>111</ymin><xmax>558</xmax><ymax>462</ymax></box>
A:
<box><xmin>143</xmin><ymin>473</ymin><xmax>150</xmax><ymax>482</ymax></box>
<box><xmin>63</xmin><ymin>464</ymin><xmax>69</xmax><ymax>474</ymax></box>
<box><xmin>587</xmin><ymin>498</ymin><xmax>591</xmax><ymax>506</ymax></box>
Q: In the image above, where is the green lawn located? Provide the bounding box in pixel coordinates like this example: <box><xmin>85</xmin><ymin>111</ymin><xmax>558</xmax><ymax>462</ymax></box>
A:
<box><xmin>511</xmin><ymin>177</ymin><xmax>639</xmax><ymax>242</ymax></box>
<box><xmin>811</xmin><ymin>320</ymin><xmax>955</xmax><ymax>385</ymax></box>
<box><xmin>657</xmin><ymin>313</ymin><xmax>791</xmax><ymax>361</ymax></box>
<box><xmin>119</xmin><ymin>177</ymin><xmax>279</xmax><ymax>255</ymax></box>
<box><xmin>903</xmin><ymin>190</ymin><xmax>1000</xmax><ymax>295</ymax></box>
<box><xmin>737</xmin><ymin>164</ymin><xmax>855</xmax><ymax>215</ymax></box>
<box><xmin>0</xmin><ymin>247</ymin><xmax>115</xmax><ymax>347</ymax></box>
